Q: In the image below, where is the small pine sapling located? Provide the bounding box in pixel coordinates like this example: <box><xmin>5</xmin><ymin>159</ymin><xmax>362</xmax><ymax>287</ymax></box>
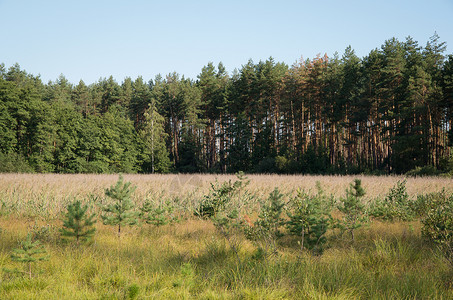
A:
<box><xmin>102</xmin><ymin>175</ymin><xmax>139</xmax><ymax>237</ymax></box>
<box><xmin>245</xmin><ymin>187</ymin><xmax>286</xmax><ymax>257</ymax></box>
<box><xmin>10</xmin><ymin>233</ymin><xmax>49</xmax><ymax>279</ymax></box>
<box><xmin>256</xmin><ymin>188</ymin><xmax>286</xmax><ymax>237</ymax></box>
<box><xmin>140</xmin><ymin>199</ymin><xmax>179</xmax><ymax>227</ymax></box>
<box><xmin>336</xmin><ymin>179</ymin><xmax>368</xmax><ymax>241</ymax></box>
<box><xmin>60</xmin><ymin>199</ymin><xmax>96</xmax><ymax>244</ymax></box>
<box><xmin>286</xmin><ymin>189</ymin><xmax>331</xmax><ymax>253</ymax></box>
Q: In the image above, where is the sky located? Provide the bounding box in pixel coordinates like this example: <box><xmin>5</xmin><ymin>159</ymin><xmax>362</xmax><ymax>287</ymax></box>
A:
<box><xmin>1</xmin><ymin>0</ymin><xmax>453</xmax><ymax>85</ymax></box>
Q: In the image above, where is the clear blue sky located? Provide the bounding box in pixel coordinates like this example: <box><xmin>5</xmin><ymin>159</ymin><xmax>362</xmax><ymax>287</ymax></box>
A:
<box><xmin>1</xmin><ymin>0</ymin><xmax>452</xmax><ymax>84</ymax></box>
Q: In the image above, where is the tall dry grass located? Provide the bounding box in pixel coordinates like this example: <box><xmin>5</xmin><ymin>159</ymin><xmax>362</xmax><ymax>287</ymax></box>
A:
<box><xmin>0</xmin><ymin>173</ymin><xmax>451</xmax><ymax>217</ymax></box>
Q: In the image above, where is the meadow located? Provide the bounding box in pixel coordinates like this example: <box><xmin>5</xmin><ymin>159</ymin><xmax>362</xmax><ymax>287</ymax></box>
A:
<box><xmin>0</xmin><ymin>173</ymin><xmax>452</xmax><ymax>299</ymax></box>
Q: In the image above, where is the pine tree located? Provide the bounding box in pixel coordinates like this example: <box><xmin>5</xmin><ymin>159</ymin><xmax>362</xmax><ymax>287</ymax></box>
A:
<box><xmin>286</xmin><ymin>189</ymin><xmax>331</xmax><ymax>252</ymax></box>
<box><xmin>102</xmin><ymin>175</ymin><xmax>139</xmax><ymax>237</ymax></box>
<box><xmin>60</xmin><ymin>199</ymin><xmax>96</xmax><ymax>244</ymax></box>
<box><xmin>337</xmin><ymin>179</ymin><xmax>368</xmax><ymax>241</ymax></box>
<box><xmin>140</xmin><ymin>100</ymin><xmax>170</xmax><ymax>173</ymax></box>
<box><xmin>140</xmin><ymin>199</ymin><xmax>178</xmax><ymax>227</ymax></box>
<box><xmin>11</xmin><ymin>233</ymin><xmax>49</xmax><ymax>279</ymax></box>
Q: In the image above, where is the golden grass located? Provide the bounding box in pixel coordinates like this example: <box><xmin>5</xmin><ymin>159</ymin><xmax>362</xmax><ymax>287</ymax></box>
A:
<box><xmin>1</xmin><ymin>173</ymin><xmax>451</xmax><ymax>197</ymax></box>
<box><xmin>0</xmin><ymin>173</ymin><xmax>451</xmax><ymax>218</ymax></box>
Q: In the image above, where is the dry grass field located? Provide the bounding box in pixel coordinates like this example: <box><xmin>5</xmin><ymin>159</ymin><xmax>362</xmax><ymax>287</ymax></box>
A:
<box><xmin>0</xmin><ymin>173</ymin><xmax>452</xmax><ymax>299</ymax></box>
<box><xmin>1</xmin><ymin>173</ymin><xmax>451</xmax><ymax>217</ymax></box>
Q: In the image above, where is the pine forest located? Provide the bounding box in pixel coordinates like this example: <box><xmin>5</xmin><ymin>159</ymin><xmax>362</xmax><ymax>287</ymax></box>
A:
<box><xmin>1</xmin><ymin>34</ymin><xmax>453</xmax><ymax>175</ymax></box>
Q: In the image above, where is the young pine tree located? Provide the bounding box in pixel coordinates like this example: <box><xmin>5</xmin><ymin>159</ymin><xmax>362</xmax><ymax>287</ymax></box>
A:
<box><xmin>245</xmin><ymin>188</ymin><xmax>286</xmax><ymax>257</ymax></box>
<box><xmin>102</xmin><ymin>175</ymin><xmax>139</xmax><ymax>237</ymax></box>
<box><xmin>11</xmin><ymin>233</ymin><xmax>49</xmax><ymax>279</ymax></box>
<box><xmin>140</xmin><ymin>199</ymin><xmax>178</xmax><ymax>227</ymax></box>
<box><xmin>337</xmin><ymin>179</ymin><xmax>368</xmax><ymax>241</ymax></box>
<box><xmin>286</xmin><ymin>189</ymin><xmax>331</xmax><ymax>253</ymax></box>
<box><xmin>60</xmin><ymin>199</ymin><xmax>96</xmax><ymax>244</ymax></box>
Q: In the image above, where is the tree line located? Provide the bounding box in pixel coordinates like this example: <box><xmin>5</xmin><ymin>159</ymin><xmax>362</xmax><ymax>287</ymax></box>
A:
<box><xmin>1</xmin><ymin>34</ymin><xmax>453</xmax><ymax>174</ymax></box>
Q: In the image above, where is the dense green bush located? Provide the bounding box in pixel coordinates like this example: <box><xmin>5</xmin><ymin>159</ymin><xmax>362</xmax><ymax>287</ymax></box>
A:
<box><xmin>406</xmin><ymin>166</ymin><xmax>441</xmax><ymax>177</ymax></box>
<box><xmin>0</xmin><ymin>152</ymin><xmax>34</xmax><ymax>173</ymax></box>
<box><xmin>421</xmin><ymin>191</ymin><xmax>453</xmax><ymax>264</ymax></box>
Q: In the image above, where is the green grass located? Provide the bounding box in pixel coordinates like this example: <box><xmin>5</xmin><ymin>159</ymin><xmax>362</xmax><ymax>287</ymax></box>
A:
<box><xmin>0</xmin><ymin>217</ymin><xmax>452</xmax><ymax>299</ymax></box>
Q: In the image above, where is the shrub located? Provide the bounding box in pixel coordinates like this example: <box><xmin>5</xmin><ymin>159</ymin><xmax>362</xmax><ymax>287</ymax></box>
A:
<box><xmin>369</xmin><ymin>180</ymin><xmax>413</xmax><ymax>221</ymax></box>
<box><xmin>195</xmin><ymin>179</ymin><xmax>236</xmax><ymax>219</ymax></box>
<box><xmin>196</xmin><ymin>172</ymin><xmax>251</xmax><ymax>264</ymax></box>
<box><xmin>421</xmin><ymin>192</ymin><xmax>453</xmax><ymax>264</ymax></box>
<box><xmin>140</xmin><ymin>199</ymin><xmax>179</xmax><ymax>227</ymax></box>
<box><xmin>411</xmin><ymin>190</ymin><xmax>447</xmax><ymax>218</ymax></box>
<box><xmin>406</xmin><ymin>165</ymin><xmax>441</xmax><ymax>177</ymax></box>
<box><xmin>195</xmin><ymin>171</ymin><xmax>250</xmax><ymax>219</ymax></box>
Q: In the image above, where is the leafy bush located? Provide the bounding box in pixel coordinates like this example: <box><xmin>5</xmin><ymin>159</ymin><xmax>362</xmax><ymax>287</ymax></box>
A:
<box><xmin>421</xmin><ymin>192</ymin><xmax>453</xmax><ymax>264</ymax></box>
<box><xmin>196</xmin><ymin>172</ymin><xmax>251</xmax><ymax>263</ymax></box>
<box><xmin>195</xmin><ymin>172</ymin><xmax>250</xmax><ymax>218</ymax></box>
<box><xmin>411</xmin><ymin>190</ymin><xmax>447</xmax><ymax>218</ymax></box>
<box><xmin>369</xmin><ymin>180</ymin><xmax>413</xmax><ymax>221</ymax></box>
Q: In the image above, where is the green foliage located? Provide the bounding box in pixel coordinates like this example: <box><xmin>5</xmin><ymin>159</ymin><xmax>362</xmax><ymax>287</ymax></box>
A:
<box><xmin>140</xmin><ymin>100</ymin><xmax>171</xmax><ymax>173</ymax></box>
<box><xmin>411</xmin><ymin>190</ymin><xmax>447</xmax><ymax>218</ymax></box>
<box><xmin>140</xmin><ymin>199</ymin><xmax>178</xmax><ymax>226</ymax></box>
<box><xmin>127</xmin><ymin>283</ymin><xmax>140</xmax><ymax>299</ymax></box>
<box><xmin>0</xmin><ymin>152</ymin><xmax>33</xmax><ymax>173</ymax></box>
<box><xmin>30</xmin><ymin>223</ymin><xmax>59</xmax><ymax>243</ymax></box>
<box><xmin>197</xmin><ymin>172</ymin><xmax>251</xmax><ymax>263</ymax></box>
<box><xmin>10</xmin><ymin>233</ymin><xmax>49</xmax><ymax>279</ymax></box>
<box><xmin>421</xmin><ymin>192</ymin><xmax>453</xmax><ymax>264</ymax></box>
<box><xmin>406</xmin><ymin>165</ymin><xmax>442</xmax><ymax>177</ymax></box>
<box><xmin>244</xmin><ymin>188</ymin><xmax>286</xmax><ymax>257</ymax></box>
<box><xmin>255</xmin><ymin>188</ymin><xmax>286</xmax><ymax>238</ymax></box>
<box><xmin>102</xmin><ymin>175</ymin><xmax>139</xmax><ymax>237</ymax></box>
<box><xmin>195</xmin><ymin>172</ymin><xmax>250</xmax><ymax>219</ymax></box>
<box><xmin>369</xmin><ymin>180</ymin><xmax>413</xmax><ymax>221</ymax></box>
<box><xmin>286</xmin><ymin>188</ymin><xmax>331</xmax><ymax>253</ymax></box>
<box><xmin>336</xmin><ymin>179</ymin><xmax>368</xmax><ymax>240</ymax></box>
<box><xmin>60</xmin><ymin>199</ymin><xmax>96</xmax><ymax>243</ymax></box>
